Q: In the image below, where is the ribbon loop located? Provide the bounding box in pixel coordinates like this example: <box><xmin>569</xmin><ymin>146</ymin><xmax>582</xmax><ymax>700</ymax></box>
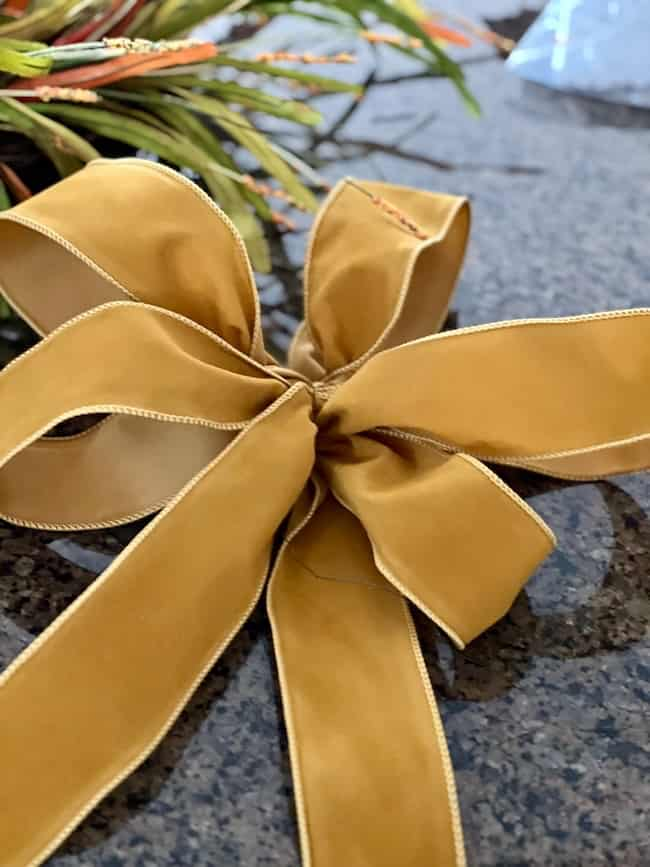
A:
<box><xmin>321</xmin><ymin>311</ymin><xmax>650</xmax><ymax>478</ymax></box>
<box><xmin>0</xmin><ymin>417</ymin><xmax>235</xmax><ymax>530</ymax></box>
<box><xmin>290</xmin><ymin>179</ymin><xmax>469</xmax><ymax>378</ymax></box>
<box><xmin>0</xmin><ymin>159</ymin><xmax>265</xmax><ymax>359</ymax></box>
<box><xmin>0</xmin><ymin>302</ymin><xmax>284</xmax><ymax>528</ymax></box>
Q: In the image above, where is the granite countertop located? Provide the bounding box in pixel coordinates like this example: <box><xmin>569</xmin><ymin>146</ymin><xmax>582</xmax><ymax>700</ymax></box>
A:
<box><xmin>1</xmin><ymin>5</ymin><xmax>649</xmax><ymax>866</ymax></box>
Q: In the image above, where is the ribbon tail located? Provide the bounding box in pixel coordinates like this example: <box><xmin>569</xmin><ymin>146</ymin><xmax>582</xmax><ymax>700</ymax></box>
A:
<box><xmin>0</xmin><ymin>387</ymin><xmax>314</xmax><ymax>867</ymax></box>
<box><xmin>268</xmin><ymin>492</ymin><xmax>465</xmax><ymax>867</ymax></box>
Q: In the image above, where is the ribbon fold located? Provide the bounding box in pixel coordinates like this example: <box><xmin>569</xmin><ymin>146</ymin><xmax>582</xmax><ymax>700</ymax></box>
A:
<box><xmin>0</xmin><ymin>158</ymin><xmax>648</xmax><ymax>867</ymax></box>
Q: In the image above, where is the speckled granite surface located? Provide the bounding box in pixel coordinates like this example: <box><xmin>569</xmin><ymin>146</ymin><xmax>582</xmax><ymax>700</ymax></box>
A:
<box><xmin>1</xmin><ymin>11</ymin><xmax>649</xmax><ymax>867</ymax></box>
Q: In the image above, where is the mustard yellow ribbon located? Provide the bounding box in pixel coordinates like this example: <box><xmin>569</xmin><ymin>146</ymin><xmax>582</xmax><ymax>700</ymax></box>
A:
<box><xmin>0</xmin><ymin>159</ymin><xmax>648</xmax><ymax>867</ymax></box>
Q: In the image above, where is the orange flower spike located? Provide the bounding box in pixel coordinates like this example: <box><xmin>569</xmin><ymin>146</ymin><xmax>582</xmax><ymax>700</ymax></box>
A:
<box><xmin>254</xmin><ymin>51</ymin><xmax>354</xmax><ymax>64</ymax></box>
<box><xmin>360</xmin><ymin>30</ymin><xmax>423</xmax><ymax>49</ymax></box>
<box><xmin>271</xmin><ymin>211</ymin><xmax>297</xmax><ymax>231</ymax></box>
<box><xmin>1</xmin><ymin>0</ymin><xmax>29</xmax><ymax>17</ymax></box>
<box><xmin>421</xmin><ymin>20</ymin><xmax>473</xmax><ymax>47</ymax></box>
<box><xmin>242</xmin><ymin>175</ymin><xmax>271</xmax><ymax>197</ymax></box>
<box><xmin>360</xmin><ymin>30</ymin><xmax>401</xmax><ymax>46</ymax></box>
<box><xmin>271</xmin><ymin>189</ymin><xmax>307</xmax><ymax>212</ymax></box>
<box><xmin>443</xmin><ymin>12</ymin><xmax>515</xmax><ymax>52</ymax></box>
<box><xmin>9</xmin><ymin>43</ymin><xmax>218</xmax><ymax>91</ymax></box>
<box><xmin>242</xmin><ymin>176</ymin><xmax>308</xmax><ymax>214</ymax></box>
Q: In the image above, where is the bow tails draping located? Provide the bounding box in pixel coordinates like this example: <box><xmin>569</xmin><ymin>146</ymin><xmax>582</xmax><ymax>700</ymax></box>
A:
<box><xmin>0</xmin><ymin>385</ymin><xmax>314</xmax><ymax>867</ymax></box>
<box><xmin>269</xmin><ymin>491</ymin><xmax>464</xmax><ymax>867</ymax></box>
<box><xmin>0</xmin><ymin>159</ymin><xmax>648</xmax><ymax>867</ymax></box>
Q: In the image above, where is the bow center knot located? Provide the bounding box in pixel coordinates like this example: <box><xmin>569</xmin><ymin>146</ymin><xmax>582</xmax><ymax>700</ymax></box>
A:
<box><xmin>267</xmin><ymin>365</ymin><xmax>336</xmax><ymax>415</ymax></box>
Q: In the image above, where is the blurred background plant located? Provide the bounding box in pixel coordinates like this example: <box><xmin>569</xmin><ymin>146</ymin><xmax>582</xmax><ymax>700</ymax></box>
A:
<box><xmin>0</xmin><ymin>0</ymin><xmax>486</xmax><ymax>283</ymax></box>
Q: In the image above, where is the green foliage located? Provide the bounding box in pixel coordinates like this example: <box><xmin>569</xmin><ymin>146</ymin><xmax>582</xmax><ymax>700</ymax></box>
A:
<box><xmin>0</xmin><ymin>0</ymin><xmax>476</xmax><ymax>269</ymax></box>
<box><xmin>209</xmin><ymin>55</ymin><xmax>363</xmax><ymax>94</ymax></box>
<box><xmin>0</xmin><ymin>95</ymin><xmax>99</xmax><ymax>178</ymax></box>
<box><xmin>0</xmin><ymin>177</ymin><xmax>9</xmax><ymax>210</ymax></box>
<box><xmin>0</xmin><ymin>178</ymin><xmax>10</xmax><ymax>318</ymax></box>
<box><xmin>146</xmin><ymin>0</ymin><xmax>236</xmax><ymax>40</ymax></box>
<box><xmin>0</xmin><ymin>0</ymin><xmax>82</xmax><ymax>41</ymax></box>
<box><xmin>0</xmin><ymin>38</ymin><xmax>50</xmax><ymax>75</ymax></box>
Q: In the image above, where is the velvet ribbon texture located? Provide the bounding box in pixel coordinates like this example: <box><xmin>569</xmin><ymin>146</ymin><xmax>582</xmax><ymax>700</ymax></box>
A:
<box><xmin>0</xmin><ymin>159</ymin><xmax>649</xmax><ymax>867</ymax></box>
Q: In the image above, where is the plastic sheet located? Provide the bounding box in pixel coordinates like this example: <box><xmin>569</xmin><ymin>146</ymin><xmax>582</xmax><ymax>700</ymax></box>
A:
<box><xmin>507</xmin><ymin>1</ymin><xmax>650</xmax><ymax>109</ymax></box>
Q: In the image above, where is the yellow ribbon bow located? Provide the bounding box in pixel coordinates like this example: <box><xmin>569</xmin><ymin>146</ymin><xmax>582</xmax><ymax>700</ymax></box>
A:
<box><xmin>0</xmin><ymin>158</ymin><xmax>648</xmax><ymax>867</ymax></box>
